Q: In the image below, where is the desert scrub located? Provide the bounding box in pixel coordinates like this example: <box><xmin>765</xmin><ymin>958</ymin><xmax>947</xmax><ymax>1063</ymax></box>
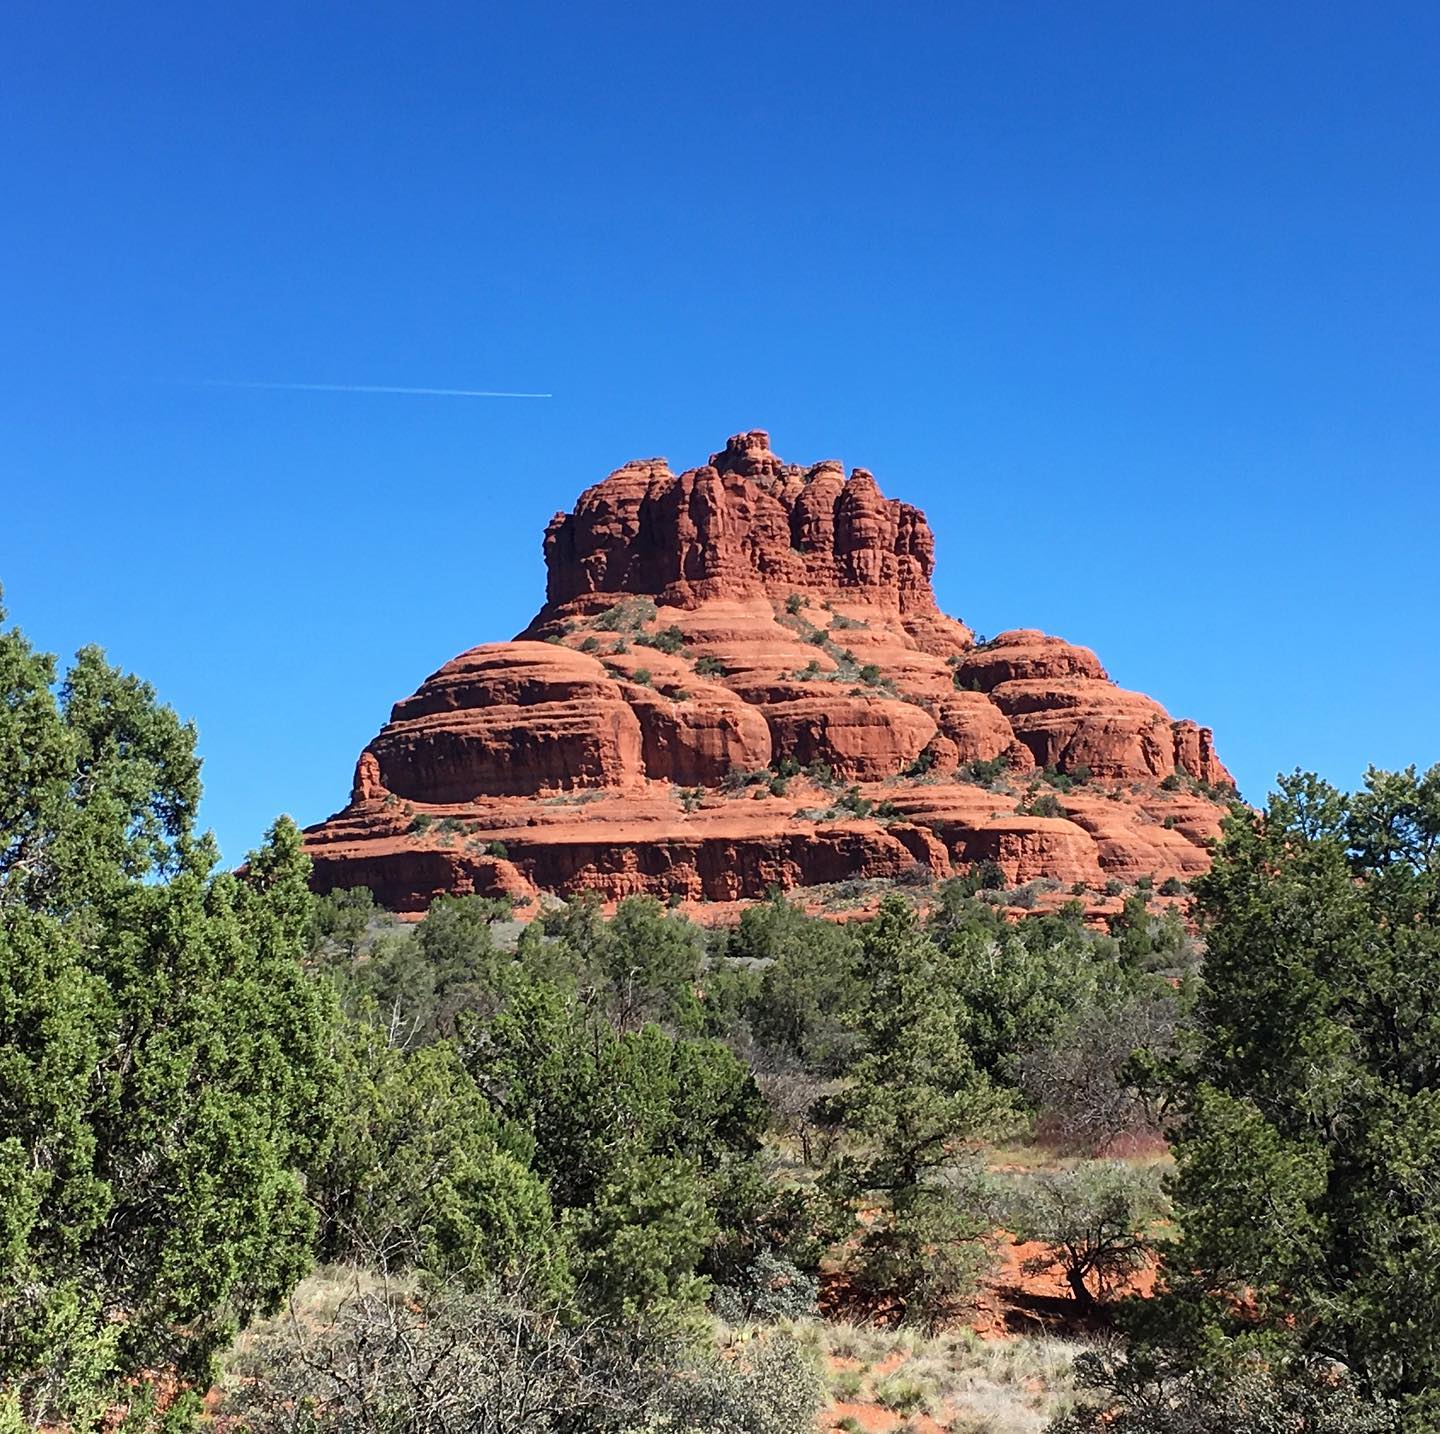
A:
<box><xmin>875</xmin><ymin>1371</ymin><xmax>939</xmax><ymax>1417</ymax></box>
<box><xmin>591</xmin><ymin>596</ymin><xmax>657</xmax><ymax>631</ymax></box>
<box><xmin>814</xmin><ymin>1321</ymin><xmax>1086</xmax><ymax>1434</ymax></box>
<box><xmin>636</xmin><ymin>624</ymin><xmax>687</xmax><ymax>654</ymax></box>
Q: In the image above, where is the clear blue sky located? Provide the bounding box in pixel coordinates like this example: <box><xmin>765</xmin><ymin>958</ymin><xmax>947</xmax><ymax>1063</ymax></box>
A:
<box><xmin>4</xmin><ymin>3</ymin><xmax>1437</xmax><ymax>863</ymax></box>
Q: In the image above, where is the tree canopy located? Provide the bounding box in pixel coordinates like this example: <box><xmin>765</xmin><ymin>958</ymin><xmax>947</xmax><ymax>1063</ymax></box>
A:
<box><xmin>1119</xmin><ymin>765</ymin><xmax>1440</xmax><ymax>1429</ymax></box>
<box><xmin>0</xmin><ymin>603</ymin><xmax>338</xmax><ymax>1429</ymax></box>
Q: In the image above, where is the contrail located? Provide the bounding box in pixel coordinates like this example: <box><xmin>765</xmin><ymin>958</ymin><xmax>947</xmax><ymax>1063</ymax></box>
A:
<box><xmin>197</xmin><ymin>380</ymin><xmax>552</xmax><ymax>399</ymax></box>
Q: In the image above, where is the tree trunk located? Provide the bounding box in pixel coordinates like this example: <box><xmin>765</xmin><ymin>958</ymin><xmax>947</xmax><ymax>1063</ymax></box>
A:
<box><xmin>1067</xmin><ymin>1266</ymin><xmax>1094</xmax><ymax>1307</ymax></box>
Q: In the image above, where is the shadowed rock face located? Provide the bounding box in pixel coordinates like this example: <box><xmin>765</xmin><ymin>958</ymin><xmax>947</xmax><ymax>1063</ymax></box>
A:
<box><xmin>305</xmin><ymin>431</ymin><xmax>1234</xmax><ymax>914</ymax></box>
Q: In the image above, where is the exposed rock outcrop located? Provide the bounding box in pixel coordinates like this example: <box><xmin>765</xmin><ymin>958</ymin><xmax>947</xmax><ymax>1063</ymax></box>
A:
<box><xmin>305</xmin><ymin>431</ymin><xmax>1234</xmax><ymax>914</ymax></box>
<box><xmin>537</xmin><ymin>430</ymin><xmax>958</xmax><ymax>631</ymax></box>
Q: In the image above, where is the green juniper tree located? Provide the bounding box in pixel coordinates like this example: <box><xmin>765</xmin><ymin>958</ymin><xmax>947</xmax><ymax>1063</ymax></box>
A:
<box><xmin>824</xmin><ymin>894</ymin><xmax>1016</xmax><ymax>1322</ymax></box>
<box><xmin>1079</xmin><ymin>766</ymin><xmax>1440</xmax><ymax>1432</ymax></box>
<box><xmin>308</xmin><ymin>1022</ymin><xmax>566</xmax><ymax>1296</ymax></box>
<box><xmin>0</xmin><ymin>600</ymin><xmax>338</xmax><ymax>1430</ymax></box>
<box><xmin>738</xmin><ymin>892</ymin><xmax>862</xmax><ymax>1073</ymax></box>
<box><xmin>466</xmin><ymin>979</ymin><xmax>769</xmax><ymax>1327</ymax></box>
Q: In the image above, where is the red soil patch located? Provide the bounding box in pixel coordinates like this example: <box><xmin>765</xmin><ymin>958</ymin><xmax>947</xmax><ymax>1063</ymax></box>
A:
<box><xmin>971</xmin><ymin>1231</ymin><xmax>1158</xmax><ymax>1340</ymax></box>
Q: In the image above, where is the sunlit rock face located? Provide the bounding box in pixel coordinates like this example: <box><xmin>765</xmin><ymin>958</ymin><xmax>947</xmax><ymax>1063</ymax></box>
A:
<box><xmin>305</xmin><ymin>430</ymin><xmax>1232</xmax><ymax>913</ymax></box>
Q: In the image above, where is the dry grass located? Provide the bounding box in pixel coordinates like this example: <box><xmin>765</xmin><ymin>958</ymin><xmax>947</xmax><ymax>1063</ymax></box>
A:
<box><xmin>233</xmin><ymin>1272</ymin><xmax>1085</xmax><ymax>1434</ymax></box>
<box><xmin>816</xmin><ymin>1319</ymin><xmax>1088</xmax><ymax>1434</ymax></box>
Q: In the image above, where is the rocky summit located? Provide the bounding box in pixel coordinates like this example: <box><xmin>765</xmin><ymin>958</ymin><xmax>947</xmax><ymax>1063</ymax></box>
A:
<box><xmin>304</xmin><ymin>430</ymin><xmax>1234</xmax><ymax>915</ymax></box>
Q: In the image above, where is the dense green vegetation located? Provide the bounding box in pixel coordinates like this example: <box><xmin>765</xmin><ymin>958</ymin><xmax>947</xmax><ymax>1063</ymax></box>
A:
<box><xmin>1062</xmin><ymin>766</ymin><xmax>1440</xmax><ymax>1432</ymax></box>
<box><xmin>4</xmin><ymin>599</ymin><xmax>1439</xmax><ymax>1432</ymax></box>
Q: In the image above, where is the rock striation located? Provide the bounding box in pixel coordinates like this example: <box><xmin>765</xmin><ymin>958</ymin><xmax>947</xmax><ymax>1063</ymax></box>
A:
<box><xmin>305</xmin><ymin>431</ymin><xmax>1234</xmax><ymax>914</ymax></box>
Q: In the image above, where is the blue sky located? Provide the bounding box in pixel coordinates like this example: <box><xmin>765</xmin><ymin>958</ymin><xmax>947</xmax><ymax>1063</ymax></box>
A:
<box><xmin>4</xmin><ymin>3</ymin><xmax>1437</xmax><ymax>863</ymax></box>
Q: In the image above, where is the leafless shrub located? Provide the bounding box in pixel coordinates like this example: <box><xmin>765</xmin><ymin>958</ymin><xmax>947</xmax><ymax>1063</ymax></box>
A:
<box><xmin>755</xmin><ymin>1071</ymin><xmax>842</xmax><ymax>1167</ymax></box>
<box><xmin>225</xmin><ymin>1267</ymin><xmax>822</xmax><ymax>1434</ymax></box>
<box><xmin>1019</xmin><ymin>993</ymin><xmax>1182</xmax><ymax>1153</ymax></box>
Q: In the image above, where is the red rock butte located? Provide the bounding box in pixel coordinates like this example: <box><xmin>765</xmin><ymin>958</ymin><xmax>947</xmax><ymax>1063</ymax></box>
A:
<box><xmin>304</xmin><ymin>430</ymin><xmax>1234</xmax><ymax>915</ymax></box>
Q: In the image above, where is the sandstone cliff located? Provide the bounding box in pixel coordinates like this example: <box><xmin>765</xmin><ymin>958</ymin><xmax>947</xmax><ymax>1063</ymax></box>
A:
<box><xmin>305</xmin><ymin>431</ymin><xmax>1233</xmax><ymax>915</ymax></box>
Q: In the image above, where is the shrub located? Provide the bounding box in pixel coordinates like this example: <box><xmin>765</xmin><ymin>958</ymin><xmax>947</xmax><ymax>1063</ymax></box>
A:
<box><xmin>1040</xmin><ymin>766</ymin><xmax>1075</xmax><ymax>793</ymax></box>
<box><xmin>637</xmin><ymin>624</ymin><xmax>687</xmax><ymax>654</ymax></box>
<box><xmin>229</xmin><ymin>1278</ymin><xmax>825</xmax><ymax>1434</ymax></box>
<box><xmin>310</xmin><ymin>885</ymin><xmax>377</xmax><ymax>960</ymax></box>
<box><xmin>410</xmin><ymin>812</ymin><xmax>435</xmax><ymax>834</ymax></box>
<box><xmin>953</xmin><ymin>859</ymin><xmax>1006</xmax><ymax>895</ymax></box>
<box><xmin>579</xmin><ymin>635</ymin><xmax>601</xmax><ymax>652</ymax></box>
<box><xmin>874</xmin><ymin>1372</ymin><xmax>935</xmax><ymax>1415</ymax></box>
<box><xmin>742</xmin><ymin>897</ymin><xmax>863</xmax><ymax>1073</ymax></box>
<box><xmin>785</xmin><ymin>592</ymin><xmax>805</xmax><ymax>615</ymax></box>
<box><xmin>656</xmin><ymin>1326</ymin><xmax>826</xmax><ymax>1434</ymax></box>
<box><xmin>1008</xmin><ymin>1161</ymin><xmax>1166</xmax><ymax>1306</ymax></box>
<box><xmin>694</xmin><ymin>654</ymin><xmax>727</xmax><ymax>676</ymax></box>
<box><xmin>710</xmin><ymin>1249</ymin><xmax>819</xmax><ymax>1324</ymax></box>
<box><xmin>904</xmin><ymin>748</ymin><xmax>937</xmax><ymax>778</ymax></box>
<box><xmin>725</xmin><ymin>767</ymin><xmax>772</xmax><ymax>792</ymax></box>
<box><xmin>631</xmin><ymin>667</ymin><xmax>653</xmax><ymax>687</ymax></box>
<box><xmin>593</xmin><ymin>596</ymin><xmax>658</xmax><ymax>632</ymax></box>
<box><xmin>1020</xmin><ymin>988</ymin><xmax>1185</xmax><ymax>1151</ymax></box>
<box><xmin>1051</xmin><ymin>1345</ymin><xmax>1398</xmax><ymax>1433</ymax></box>
<box><xmin>1159</xmin><ymin>876</ymin><xmax>1187</xmax><ymax>896</ymax></box>
<box><xmin>484</xmin><ymin>839</ymin><xmax>509</xmax><ymax>859</ymax></box>
<box><xmin>962</xmin><ymin>756</ymin><xmax>1008</xmax><ymax>785</ymax></box>
<box><xmin>309</xmin><ymin>1028</ymin><xmax>564</xmax><ymax>1286</ymax></box>
<box><xmin>1019</xmin><ymin>792</ymin><xmax>1066</xmax><ymax>818</ymax></box>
